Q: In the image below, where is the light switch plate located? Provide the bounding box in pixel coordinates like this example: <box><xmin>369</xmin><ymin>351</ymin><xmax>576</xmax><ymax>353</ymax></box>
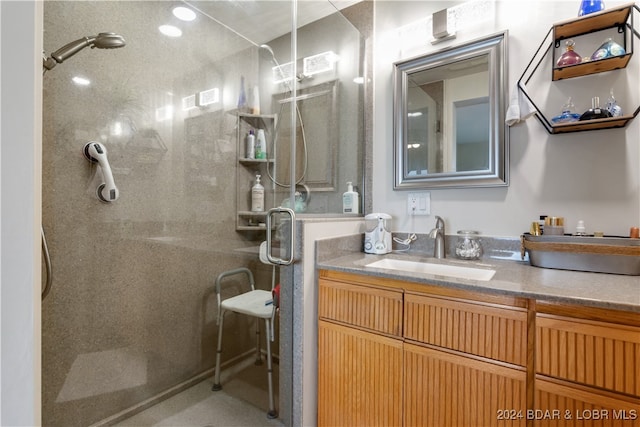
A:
<box><xmin>408</xmin><ymin>192</ymin><xmax>430</xmax><ymax>216</ymax></box>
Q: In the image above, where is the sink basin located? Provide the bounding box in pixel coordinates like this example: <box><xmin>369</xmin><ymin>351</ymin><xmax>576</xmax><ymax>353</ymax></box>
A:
<box><xmin>365</xmin><ymin>258</ymin><xmax>496</xmax><ymax>281</ymax></box>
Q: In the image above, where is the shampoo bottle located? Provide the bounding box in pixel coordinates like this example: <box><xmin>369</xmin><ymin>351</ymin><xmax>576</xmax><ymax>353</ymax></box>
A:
<box><xmin>246</xmin><ymin>130</ymin><xmax>255</xmax><ymax>159</ymax></box>
<box><xmin>251</xmin><ymin>174</ymin><xmax>264</xmax><ymax>212</ymax></box>
<box><xmin>342</xmin><ymin>181</ymin><xmax>359</xmax><ymax>214</ymax></box>
<box><xmin>255</xmin><ymin>129</ymin><xmax>267</xmax><ymax>159</ymax></box>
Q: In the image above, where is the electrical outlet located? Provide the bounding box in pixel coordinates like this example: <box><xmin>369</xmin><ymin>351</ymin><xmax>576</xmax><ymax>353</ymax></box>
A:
<box><xmin>408</xmin><ymin>192</ymin><xmax>430</xmax><ymax>215</ymax></box>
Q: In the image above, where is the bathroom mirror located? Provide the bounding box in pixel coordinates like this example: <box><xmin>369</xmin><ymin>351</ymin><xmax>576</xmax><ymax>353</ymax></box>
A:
<box><xmin>393</xmin><ymin>31</ymin><xmax>508</xmax><ymax>189</ymax></box>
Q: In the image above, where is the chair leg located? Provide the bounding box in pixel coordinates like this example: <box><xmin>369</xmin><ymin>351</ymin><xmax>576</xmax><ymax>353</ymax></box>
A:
<box><xmin>264</xmin><ymin>318</ymin><xmax>277</xmax><ymax>419</ymax></box>
<box><xmin>212</xmin><ymin>311</ymin><xmax>225</xmax><ymax>391</ymax></box>
<box><xmin>254</xmin><ymin>317</ymin><xmax>263</xmax><ymax>366</ymax></box>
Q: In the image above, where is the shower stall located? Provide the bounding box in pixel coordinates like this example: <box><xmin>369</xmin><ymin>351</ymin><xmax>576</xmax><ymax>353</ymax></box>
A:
<box><xmin>41</xmin><ymin>1</ymin><xmax>367</xmax><ymax>426</ymax></box>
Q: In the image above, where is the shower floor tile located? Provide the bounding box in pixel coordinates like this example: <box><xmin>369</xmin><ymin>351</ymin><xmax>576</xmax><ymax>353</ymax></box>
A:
<box><xmin>114</xmin><ymin>361</ymin><xmax>283</xmax><ymax>427</ymax></box>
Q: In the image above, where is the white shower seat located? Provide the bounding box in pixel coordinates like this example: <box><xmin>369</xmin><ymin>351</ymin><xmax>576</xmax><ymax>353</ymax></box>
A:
<box><xmin>211</xmin><ymin>267</ymin><xmax>278</xmax><ymax>419</ymax></box>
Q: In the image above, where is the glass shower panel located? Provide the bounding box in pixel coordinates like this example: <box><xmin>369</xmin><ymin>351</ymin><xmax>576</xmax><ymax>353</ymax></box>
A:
<box><xmin>260</xmin><ymin>1</ymin><xmax>366</xmax><ymax>214</ymax></box>
<box><xmin>41</xmin><ymin>1</ymin><xmax>292</xmax><ymax>425</ymax></box>
<box><xmin>42</xmin><ymin>0</ymin><xmax>365</xmax><ymax>425</ymax></box>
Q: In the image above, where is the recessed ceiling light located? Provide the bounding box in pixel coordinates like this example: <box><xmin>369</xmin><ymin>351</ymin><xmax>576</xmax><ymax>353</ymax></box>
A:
<box><xmin>172</xmin><ymin>6</ymin><xmax>196</xmax><ymax>21</ymax></box>
<box><xmin>72</xmin><ymin>76</ymin><xmax>91</xmax><ymax>86</ymax></box>
<box><xmin>159</xmin><ymin>25</ymin><xmax>182</xmax><ymax>38</ymax></box>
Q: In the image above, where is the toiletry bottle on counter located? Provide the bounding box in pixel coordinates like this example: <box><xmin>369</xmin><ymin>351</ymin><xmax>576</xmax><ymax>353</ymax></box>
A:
<box><xmin>251</xmin><ymin>174</ymin><xmax>264</xmax><ymax>212</ymax></box>
<box><xmin>255</xmin><ymin>129</ymin><xmax>267</xmax><ymax>159</ymax></box>
<box><xmin>246</xmin><ymin>130</ymin><xmax>255</xmax><ymax>159</ymax></box>
<box><xmin>342</xmin><ymin>181</ymin><xmax>359</xmax><ymax>214</ymax></box>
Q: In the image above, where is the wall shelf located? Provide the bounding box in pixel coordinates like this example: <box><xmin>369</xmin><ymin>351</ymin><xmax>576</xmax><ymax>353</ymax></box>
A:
<box><xmin>519</xmin><ymin>3</ymin><xmax>640</xmax><ymax>134</ymax></box>
<box><xmin>235</xmin><ymin>113</ymin><xmax>277</xmax><ymax>230</ymax></box>
<box><xmin>552</xmin><ymin>53</ymin><xmax>632</xmax><ymax>80</ymax></box>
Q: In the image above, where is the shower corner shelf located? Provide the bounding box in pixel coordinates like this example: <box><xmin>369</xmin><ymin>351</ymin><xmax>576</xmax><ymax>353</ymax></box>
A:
<box><xmin>519</xmin><ymin>2</ymin><xmax>640</xmax><ymax>134</ymax></box>
<box><xmin>235</xmin><ymin>113</ymin><xmax>277</xmax><ymax>231</ymax></box>
<box><xmin>239</xmin><ymin>158</ymin><xmax>274</xmax><ymax>165</ymax></box>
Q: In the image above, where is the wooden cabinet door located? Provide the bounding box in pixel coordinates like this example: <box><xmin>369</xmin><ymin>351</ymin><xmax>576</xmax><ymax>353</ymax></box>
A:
<box><xmin>318</xmin><ymin>278</ymin><xmax>403</xmax><ymax>337</ymax></box>
<box><xmin>318</xmin><ymin>320</ymin><xmax>403</xmax><ymax>427</ymax></box>
<box><xmin>404</xmin><ymin>292</ymin><xmax>528</xmax><ymax>366</ymax></box>
<box><xmin>404</xmin><ymin>342</ymin><xmax>527</xmax><ymax>427</ymax></box>
<box><xmin>534</xmin><ymin>377</ymin><xmax>640</xmax><ymax>427</ymax></box>
<box><xmin>536</xmin><ymin>313</ymin><xmax>640</xmax><ymax>396</ymax></box>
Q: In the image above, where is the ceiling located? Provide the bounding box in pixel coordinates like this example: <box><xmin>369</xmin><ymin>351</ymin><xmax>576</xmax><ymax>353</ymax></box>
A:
<box><xmin>187</xmin><ymin>0</ymin><xmax>362</xmax><ymax>47</ymax></box>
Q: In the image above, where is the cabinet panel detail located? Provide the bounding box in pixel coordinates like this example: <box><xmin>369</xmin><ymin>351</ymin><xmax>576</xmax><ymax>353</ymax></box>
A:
<box><xmin>318</xmin><ymin>279</ymin><xmax>403</xmax><ymax>337</ymax></box>
<box><xmin>536</xmin><ymin>314</ymin><xmax>640</xmax><ymax>396</ymax></box>
<box><xmin>404</xmin><ymin>343</ymin><xmax>527</xmax><ymax>427</ymax></box>
<box><xmin>404</xmin><ymin>293</ymin><xmax>528</xmax><ymax>365</ymax></box>
<box><xmin>535</xmin><ymin>377</ymin><xmax>640</xmax><ymax>427</ymax></box>
<box><xmin>318</xmin><ymin>320</ymin><xmax>403</xmax><ymax>427</ymax></box>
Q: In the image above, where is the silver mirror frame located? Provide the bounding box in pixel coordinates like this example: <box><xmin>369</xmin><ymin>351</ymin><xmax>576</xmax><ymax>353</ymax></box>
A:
<box><xmin>393</xmin><ymin>31</ymin><xmax>509</xmax><ymax>190</ymax></box>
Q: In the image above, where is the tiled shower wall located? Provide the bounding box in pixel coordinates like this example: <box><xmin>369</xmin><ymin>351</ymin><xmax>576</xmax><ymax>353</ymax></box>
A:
<box><xmin>41</xmin><ymin>1</ymin><xmax>368</xmax><ymax>425</ymax></box>
<box><xmin>42</xmin><ymin>2</ymin><xmax>273</xmax><ymax>425</ymax></box>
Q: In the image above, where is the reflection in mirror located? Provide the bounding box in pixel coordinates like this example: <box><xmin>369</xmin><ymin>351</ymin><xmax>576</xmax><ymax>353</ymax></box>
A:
<box><xmin>394</xmin><ymin>31</ymin><xmax>508</xmax><ymax>189</ymax></box>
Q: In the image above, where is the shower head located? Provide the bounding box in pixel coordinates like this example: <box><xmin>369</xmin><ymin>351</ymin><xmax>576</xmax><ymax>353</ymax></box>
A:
<box><xmin>259</xmin><ymin>44</ymin><xmax>276</xmax><ymax>60</ymax></box>
<box><xmin>43</xmin><ymin>32</ymin><xmax>126</xmax><ymax>71</ymax></box>
<box><xmin>259</xmin><ymin>43</ymin><xmax>306</xmax><ymax>85</ymax></box>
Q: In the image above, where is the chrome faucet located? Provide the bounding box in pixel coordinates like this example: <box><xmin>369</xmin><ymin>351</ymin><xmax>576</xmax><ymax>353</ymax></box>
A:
<box><xmin>429</xmin><ymin>216</ymin><xmax>446</xmax><ymax>258</ymax></box>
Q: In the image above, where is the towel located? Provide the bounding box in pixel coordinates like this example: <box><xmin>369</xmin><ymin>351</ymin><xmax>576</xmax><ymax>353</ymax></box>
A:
<box><xmin>505</xmin><ymin>83</ymin><xmax>537</xmax><ymax>126</ymax></box>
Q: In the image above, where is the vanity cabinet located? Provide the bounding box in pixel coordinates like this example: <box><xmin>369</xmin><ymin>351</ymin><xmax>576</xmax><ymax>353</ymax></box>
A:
<box><xmin>235</xmin><ymin>113</ymin><xmax>276</xmax><ymax>231</ymax></box>
<box><xmin>317</xmin><ymin>270</ymin><xmax>530</xmax><ymax>427</ymax></box>
<box><xmin>520</xmin><ymin>3</ymin><xmax>640</xmax><ymax>134</ymax></box>
<box><xmin>317</xmin><ymin>276</ymin><xmax>403</xmax><ymax>427</ymax></box>
<box><xmin>317</xmin><ymin>269</ymin><xmax>640</xmax><ymax>426</ymax></box>
<box><xmin>533</xmin><ymin>302</ymin><xmax>640</xmax><ymax>426</ymax></box>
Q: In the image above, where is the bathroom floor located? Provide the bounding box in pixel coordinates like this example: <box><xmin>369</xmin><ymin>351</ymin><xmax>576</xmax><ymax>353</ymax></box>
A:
<box><xmin>114</xmin><ymin>358</ymin><xmax>283</xmax><ymax>427</ymax></box>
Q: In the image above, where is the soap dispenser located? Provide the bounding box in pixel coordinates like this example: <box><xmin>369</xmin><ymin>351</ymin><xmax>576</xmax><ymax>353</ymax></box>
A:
<box><xmin>251</xmin><ymin>174</ymin><xmax>264</xmax><ymax>212</ymax></box>
<box><xmin>342</xmin><ymin>182</ymin><xmax>359</xmax><ymax>214</ymax></box>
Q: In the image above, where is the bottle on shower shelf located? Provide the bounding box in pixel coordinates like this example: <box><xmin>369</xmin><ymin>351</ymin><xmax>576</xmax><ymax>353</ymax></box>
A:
<box><xmin>237</xmin><ymin>75</ymin><xmax>248</xmax><ymax>112</ymax></box>
<box><xmin>251</xmin><ymin>174</ymin><xmax>264</xmax><ymax>212</ymax></box>
<box><xmin>245</xmin><ymin>129</ymin><xmax>255</xmax><ymax>159</ymax></box>
<box><xmin>255</xmin><ymin>129</ymin><xmax>267</xmax><ymax>160</ymax></box>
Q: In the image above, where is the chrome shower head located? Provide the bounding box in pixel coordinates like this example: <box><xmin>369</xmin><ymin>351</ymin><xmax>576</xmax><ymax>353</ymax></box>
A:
<box><xmin>259</xmin><ymin>44</ymin><xmax>276</xmax><ymax>60</ymax></box>
<box><xmin>43</xmin><ymin>32</ymin><xmax>126</xmax><ymax>71</ymax></box>
<box><xmin>259</xmin><ymin>43</ymin><xmax>305</xmax><ymax>84</ymax></box>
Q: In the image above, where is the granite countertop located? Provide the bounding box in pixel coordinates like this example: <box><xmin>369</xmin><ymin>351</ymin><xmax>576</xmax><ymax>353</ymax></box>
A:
<box><xmin>317</xmin><ymin>252</ymin><xmax>640</xmax><ymax>313</ymax></box>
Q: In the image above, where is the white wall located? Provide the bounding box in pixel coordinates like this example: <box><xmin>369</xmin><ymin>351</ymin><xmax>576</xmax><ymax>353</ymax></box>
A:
<box><xmin>374</xmin><ymin>0</ymin><xmax>640</xmax><ymax>237</ymax></box>
<box><xmin>0</xmin><ymin>1</ymin><xmax>43</xmax><ymax>425</ymax></box>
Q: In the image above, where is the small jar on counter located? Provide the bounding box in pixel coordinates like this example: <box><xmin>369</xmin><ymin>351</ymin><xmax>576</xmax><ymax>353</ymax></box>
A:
<box><xmin>455</xmin><ymin>230</ymin><xmax>483</xmax><ymax>260</ymax></box>
<box><xmin>544</xmin><ymin>216</ymin><xmax>565</xmax><ymax>235</ymax></box>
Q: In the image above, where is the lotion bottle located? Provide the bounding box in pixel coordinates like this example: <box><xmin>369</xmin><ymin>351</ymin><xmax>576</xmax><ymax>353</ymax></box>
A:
<box><xmin>255</xmin><ymin>129</ymin><xmax>267</xmax><ymax>159</ymax></box>
<box><xmin>251</xmin><ymin>174</ymin><xmax>264</xmax><ymax>212</ymax></box>
<box><xmin>342</xmin><ymin>181</ymin><xmax>359</xmax><ymax>214</ymax></box>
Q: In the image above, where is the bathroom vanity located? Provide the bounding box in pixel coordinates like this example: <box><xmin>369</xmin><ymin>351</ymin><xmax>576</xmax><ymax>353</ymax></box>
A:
<box><xmin>316</xmin><ymin>254</ymin><xmax>640</xmax><ymax>427</ymax></box>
